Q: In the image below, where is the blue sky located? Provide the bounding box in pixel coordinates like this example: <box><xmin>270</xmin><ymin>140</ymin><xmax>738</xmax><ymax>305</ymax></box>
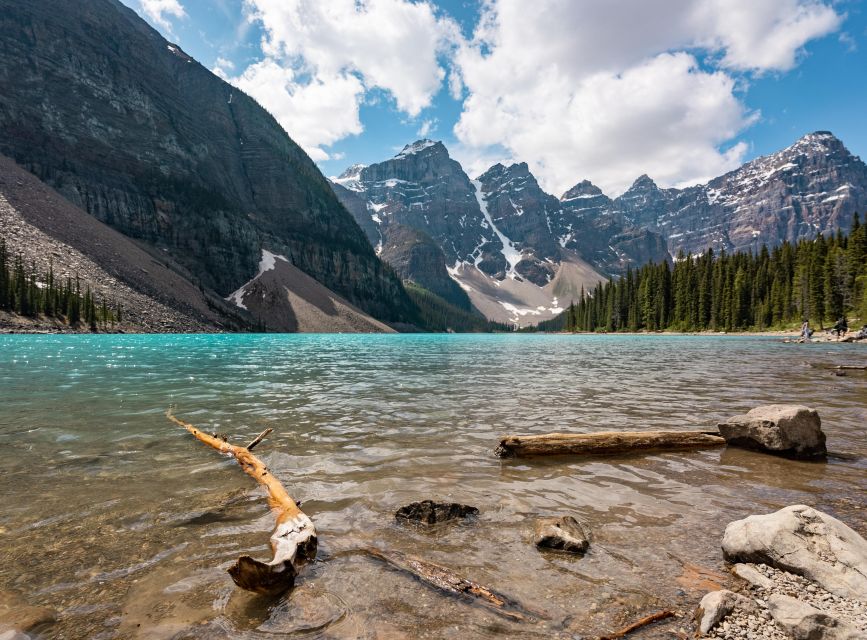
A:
<box><xmin>124</xmin><ymin>0</ymin><xmax>867</xmax><ymax>196</ymax></box>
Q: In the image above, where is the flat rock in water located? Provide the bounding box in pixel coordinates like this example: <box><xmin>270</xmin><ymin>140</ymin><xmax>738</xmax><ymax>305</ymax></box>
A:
<box><xmin>533</xmin><ymin>516</ymin><xmax>590</xmax><ymax>554</ymax></box>
<box><xmin>722</xmin><ymin>505</ymin><xmax>867</xmax><ymax>600</ymax></box>
<box><xmin>767</xmin><ymin>594</ymin><xmax>860</xmax><ymax>639</ymax></box>
<box><xmin>695</xmin><ymin>589</ymin><xmax>756</xmax><ymax>635</ymax></box>
<box><xmin>395</xmin><ymin>500</ymin><xmax>479</xmax><ymax>525</ymax></box>
<box><xmin>718</xmin><ymin>404</ymin><xmax>826</xmax><ymax>458</ymax></box>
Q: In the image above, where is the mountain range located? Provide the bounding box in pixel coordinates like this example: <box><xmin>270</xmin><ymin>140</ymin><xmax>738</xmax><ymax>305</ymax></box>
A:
<box><xmin>0</xmin><ymin>0</ymin><xmax>865</xmax><ymax>332</ymax></box>
<box><xmin>331</xmin><ymin>133</ymin><xmax>867</xmax><ymax>326</ymax></box>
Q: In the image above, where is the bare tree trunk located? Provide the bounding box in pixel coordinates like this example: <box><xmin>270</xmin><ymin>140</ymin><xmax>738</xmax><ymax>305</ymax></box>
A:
<box><xmin>167</xmin><ymin>408</ymin><xmax>316</xmax><ymax>596</ymax></box>
<box><xmin>496</xmin><ymin>430</ymin><xmax>725</xmax><ymax>458</ymax></box>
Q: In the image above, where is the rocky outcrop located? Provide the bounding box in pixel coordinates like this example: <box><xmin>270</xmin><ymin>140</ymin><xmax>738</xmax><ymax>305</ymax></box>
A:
<box><xmin>721</xmin><ymin>505</ymin><xmax>867</xmax><ymax>600</ymax></box>
<box><xmin>533</xmin><ymin>516</ymin><xmax>590</xmax><ymax>554</ymax></box>
<box><xmin>718</xmin><ymin>405</ymin><xmax>827</xmax><ymax>458</ymax></box>
<box><xmin>395</xmin><ymin>501</ymin><xmax>479</xmax><ymax>525</ymax></box>
<box><xmin>225</xmin><ymin>250</ymin><xmax>396</xmax><ymax>333</ymax></box>
<box><xmin>0</xmin><ymin>0</ymin><xmax>415</xmax><ymax>328</ymax></box>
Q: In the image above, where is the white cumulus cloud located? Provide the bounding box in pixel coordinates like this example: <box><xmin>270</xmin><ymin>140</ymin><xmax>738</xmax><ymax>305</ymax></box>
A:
<box><xmin>230</xmin><ymin>58</ymin><xmax>364</xmax><ymax>161</ymax></box>
<box><xmin>226</xmin><ymin>0</ymin><xmax>459</xmax><ymax>160</ymax></box>
<box><xmin>139</xmin><ymin>0</ymin><xmax>186</xmax><ymax>31</ymax></box>
<box><xmin>452</xmin><ymin>0</ymin><xmax>843</xmax><ymax>195</ymax></box>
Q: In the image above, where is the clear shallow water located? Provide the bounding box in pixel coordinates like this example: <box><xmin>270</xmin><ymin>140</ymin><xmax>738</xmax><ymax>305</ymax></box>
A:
<box><xmin>0</xmin><ymin>334</ymin><xmax>865</xmax><ymax>639</ymax></box>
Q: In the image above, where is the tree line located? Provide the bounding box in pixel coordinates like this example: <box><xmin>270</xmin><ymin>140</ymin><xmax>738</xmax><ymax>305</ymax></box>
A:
<box><xmin>0</xmin><ymin>238</ymin><xmax>122</xmax><ymax>330</ymax></box>
<box><xmin>550</xmin><ymin>215</ymin><xmax>867</xmax><ymax>333</ymax></box>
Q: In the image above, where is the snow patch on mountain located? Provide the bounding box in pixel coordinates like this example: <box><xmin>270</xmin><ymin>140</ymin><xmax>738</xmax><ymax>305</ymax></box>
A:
<box><xmin>472</xmin><ymin>180</ymin><xmax>523</xmax><ymax>279</ymax></box>
<box><xmin>226</xmin><ymin>249</ymin><xmax>289</xmax><ymax>310</ymax></box>
<box><xmin>395</xmin><ymin>139</ymin><xmax>437</xmax><ymax>158</ymax></box>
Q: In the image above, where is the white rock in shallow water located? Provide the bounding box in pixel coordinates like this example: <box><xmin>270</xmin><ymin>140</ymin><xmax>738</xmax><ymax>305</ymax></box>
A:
<box><xmin>767</xmin><ymin>594</ymin><xmax>860</xmax><ymax>639</ymax></box>
<box><xmin>722</xmin><ymin>506</ymin><xmax>867</xmax><ymax>600</ymax></box>
<box><xmin>718</xmin><ymin>404</ymin><xmax>826</xmax><ymax>457</ymax></box>
<box><xmin>696</xmin><ymin>589</ymin><xmax>756</xmax><ymax>635</ymax></box>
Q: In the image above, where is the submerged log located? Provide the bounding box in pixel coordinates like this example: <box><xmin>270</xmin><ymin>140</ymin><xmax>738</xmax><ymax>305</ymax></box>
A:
<box><xmin>167</xmin><ymin>408</ymin><xmax>316</xmax><ymax>596</ymax></box>
<box><xmin>496</xmin><ymin>430</ymin><xmax>725</xmax><ymax>458</ymax></box>
<box><xmin>361</xmin><ymin>548</ymin><xmax>544</xmax><ymax>622</ymax></box>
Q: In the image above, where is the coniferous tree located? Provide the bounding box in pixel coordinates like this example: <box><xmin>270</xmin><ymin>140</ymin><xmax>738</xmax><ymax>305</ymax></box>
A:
<box><xmin>561</xmin><ymin>229</ymin><xmax>867</xmax><ymax>333</ymax></box>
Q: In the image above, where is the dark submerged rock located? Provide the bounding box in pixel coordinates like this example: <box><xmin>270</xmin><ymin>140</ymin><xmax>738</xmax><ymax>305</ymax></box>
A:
<box><xmin>395</xmin><ymin>500</ymin><xmax>479</xmax><ymax>525</ymax></box>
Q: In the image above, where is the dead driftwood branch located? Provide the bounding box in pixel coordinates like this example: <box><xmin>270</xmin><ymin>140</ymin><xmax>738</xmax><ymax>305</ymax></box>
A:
<box><xmin>598</xmin><ymin>609</ymin><xmax>676</xmax><ymax>639</ymax></box>
<box><xmin>829</xmin><ymin>365</ymin><xmax>867</xmax><ymax>371</ymax></box>
<box><xmin>496</xmin><ymin>430</ymin><xmax>725</xmax><ymax>458</ymax></box>
<box><xmin>245</xmin><ymin>427</ymin><xmax>273</xmax><ymax>451</ymax></box>
<box><xmin>167</xmin><ymin>408</ymin><xmax>316</xmax><ymax>596</ymax></box>
<box><xmin>361</xmin><ymin>548</ymin><xmax>544</xmax><ymax>623</ymax></box>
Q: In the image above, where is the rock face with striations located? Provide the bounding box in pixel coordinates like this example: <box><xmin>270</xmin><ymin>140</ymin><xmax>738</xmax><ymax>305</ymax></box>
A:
<box><xmin>0</xmin><ymin>0</ymin><xmax>415</xmax><ymax>327</ymax></box>
<box><xmin>533</xmin><ymin>516</ymin><xmax>591</xmax><ymax>554</ymax></box>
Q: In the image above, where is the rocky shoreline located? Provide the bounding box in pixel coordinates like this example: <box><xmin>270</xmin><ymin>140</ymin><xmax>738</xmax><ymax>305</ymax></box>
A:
<box><xmin>696</xmin><ymin>506</ymin><xmax>867</xmax><ymax>639</ymax></box>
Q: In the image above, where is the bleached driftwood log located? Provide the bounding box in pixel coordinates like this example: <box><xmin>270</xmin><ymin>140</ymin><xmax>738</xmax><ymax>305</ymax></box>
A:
<box><xmin>167</xmin><ymin>409</ymin><xmax>316</xmax><ymax>596</ymax></box>
<box><xmin>496</xmin><ymin>430</ymin><xmax>725</xmax><ymax>458</ymax></box>
<box><xmin>362</xmin><ymin>548</ymin><xmax>543</xmax><ymax>622</ymax></box>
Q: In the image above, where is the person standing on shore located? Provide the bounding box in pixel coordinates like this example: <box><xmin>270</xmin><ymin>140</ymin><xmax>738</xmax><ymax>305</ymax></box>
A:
<box><xmin>800</xmin><ymin>320</ymin><xmax>812</xmax><ymax>342</ymax></box>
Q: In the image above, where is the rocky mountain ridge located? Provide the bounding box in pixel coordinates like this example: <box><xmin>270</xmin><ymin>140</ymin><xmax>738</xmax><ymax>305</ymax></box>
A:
<box><xmin>331</xmin><ymin>141</ymin><xmax>667</xmax><ymax>325</ymax></box>
<box><xmin>332</xmin><ymin>132</ymin><xmax>866</xmax><ymax>326</ymax></box>
<box><xmin>615</xmin><ymin>131</ymin><xmax>867</xmax><ymax>256</ymax></box>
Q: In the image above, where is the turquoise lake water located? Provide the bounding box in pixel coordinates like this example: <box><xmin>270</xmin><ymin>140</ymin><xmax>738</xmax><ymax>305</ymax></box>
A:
<box><xmin>0</xmin><ymin>334</ymin><xmax>865</xmax><ymax>638</ymax></box>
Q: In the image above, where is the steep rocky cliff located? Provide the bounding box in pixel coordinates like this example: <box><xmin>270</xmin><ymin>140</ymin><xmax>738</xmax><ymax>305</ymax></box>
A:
<box><xmin>0</xmin><ymin>0</ymin><xmax>415</xmax><ymax>326</ymax></box>
<box><xmin>0</xmin><ymin>154</ymin><xmax>237</xmax><ymax>332</ymax></box>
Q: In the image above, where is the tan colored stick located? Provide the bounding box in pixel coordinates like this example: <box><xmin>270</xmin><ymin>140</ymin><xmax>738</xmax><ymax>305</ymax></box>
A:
<box><xmin>496</xmin><ymin>430</ymin><xmax>725</xmax><ymax>458</ymax></box>
<box><xmin>167</xmin><ymin>408</ymin><xmax>316</xmax><ymax>595</ymax></box>
<box><xmin>598</xmin><ymin>609</ymin><xmax>676</xmax><ymax>639</ymax></box>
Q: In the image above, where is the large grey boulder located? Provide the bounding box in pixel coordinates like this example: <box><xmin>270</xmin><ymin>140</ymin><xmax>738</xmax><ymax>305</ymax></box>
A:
<box><xmin>718</xmin><ymin>405</ymin><xmax>826</xmax><ymax>457</ymax></box>
<box><xmin>722</xmin><ymin>505</ymin><xmax>867</xmax><ymax>600</ymax></box>
<box><xmin>695</xmin><ymin>589</ymin><xmax>756</xmax><ymax>635</ymax></box>
<box><xmin>767</xmin><ymin>594</ymin><xmax>860</xmax><ymax>639</ymax></box>
<box><xmin>533</xmin><ymin>516</ymin><xmax>590</xmax><ymax>554</ymax></box>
